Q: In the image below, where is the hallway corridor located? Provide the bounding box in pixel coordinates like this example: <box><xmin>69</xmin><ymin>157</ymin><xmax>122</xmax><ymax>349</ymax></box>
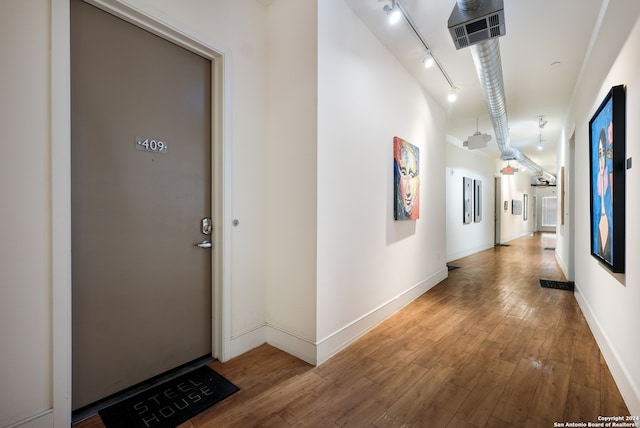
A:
<box><xmin>75</xmin><ymin>233</ymin><xmax>629</xmax><ymax>427</ymax></box>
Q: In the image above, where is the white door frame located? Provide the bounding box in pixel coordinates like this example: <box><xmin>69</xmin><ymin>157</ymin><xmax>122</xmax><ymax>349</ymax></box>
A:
<box><xmin>494</xmin><ymin>176</ymin><xmax>501</xmax><ymax>244</ymax></box>
<box><xmin>51</xmin><ymin>1</ymin><xmax>231</xmax><ymax>425</ymax></box>
<box><xmin>568</xmin><ymin>129</ymin><xmax>576</xmax><ymax>280</ymax></box>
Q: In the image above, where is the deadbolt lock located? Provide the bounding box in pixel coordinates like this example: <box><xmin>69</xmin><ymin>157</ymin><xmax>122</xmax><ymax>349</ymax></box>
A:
<box><xmin>201</xmin><ymin>217</ymin><xmax>212</xmax><ymax>235</ymax></box>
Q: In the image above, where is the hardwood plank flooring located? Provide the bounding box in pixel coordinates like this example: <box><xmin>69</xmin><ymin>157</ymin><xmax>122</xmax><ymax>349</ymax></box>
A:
<box><xmin>74</xmin><ymin>233</ymin><xmax>630</xmax><ymax>427</ymax></box>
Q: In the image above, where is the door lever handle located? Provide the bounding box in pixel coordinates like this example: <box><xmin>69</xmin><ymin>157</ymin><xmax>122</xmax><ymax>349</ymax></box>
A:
<box><xmin>195</xmin><ymin>240</ymin><xmax>212</xmax><ymax>248</ymax></box>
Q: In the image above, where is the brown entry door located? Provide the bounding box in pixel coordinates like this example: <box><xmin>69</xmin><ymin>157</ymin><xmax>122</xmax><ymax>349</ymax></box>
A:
<box><xmin>71</xmin><ymin>0</ymin><xmax>212</xmax><ymax>410</ymax></box>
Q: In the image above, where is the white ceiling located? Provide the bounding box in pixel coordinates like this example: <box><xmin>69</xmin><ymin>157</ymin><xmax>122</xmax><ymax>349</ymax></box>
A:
<box><xmin>341</xmin><ymin>0</ymin><xmax>604</xmax><ymax>173</ymax></box>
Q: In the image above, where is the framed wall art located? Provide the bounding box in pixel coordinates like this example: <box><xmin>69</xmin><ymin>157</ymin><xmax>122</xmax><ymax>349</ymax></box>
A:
<box><xmin>474</xmin><ymin>179</ymin><xmax>482</xmax><ymax>222</ymax></box>
<box><xmin>512</xmin><ymin>199</ymin><xmax>522</xmax><ymax>215</ymax></box>
<box><xmin>463</xmin><ymin>177</ymin><xmax>473</xmax><ymax>224</ymax></box>
<box><xmin>393</xmin><ymin>136</ymin><xmax>420</xmax><ymax>220</ymax></box>
<box><xmin>589</xmin><ymin>84</ymin><xmax>626</xmax><ymax>273</ymax></box>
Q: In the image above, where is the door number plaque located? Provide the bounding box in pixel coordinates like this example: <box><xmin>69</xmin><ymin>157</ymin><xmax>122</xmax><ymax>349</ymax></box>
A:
<box><xmin>135</xmin><ymin>136</ymin><xmax>168</xmax><ymax>153</ymax></box>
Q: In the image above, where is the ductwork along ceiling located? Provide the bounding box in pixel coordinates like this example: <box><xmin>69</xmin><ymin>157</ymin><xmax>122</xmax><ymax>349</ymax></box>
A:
<box><xmin>448</xmin><ymin>0</ymin><xmax>556</xmax><ymax>184</ymax></box>
<box><xmin>342</xmin><ymin>0</ymin><xmax>602</xmax><ymax>185</ymax></box>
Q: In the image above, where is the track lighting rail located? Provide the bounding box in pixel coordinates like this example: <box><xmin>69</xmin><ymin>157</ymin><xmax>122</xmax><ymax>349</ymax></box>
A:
<box><xmin>393</xmin><ymin>1</ymin><xmax>456</xmax><ymax>90</ymax></box>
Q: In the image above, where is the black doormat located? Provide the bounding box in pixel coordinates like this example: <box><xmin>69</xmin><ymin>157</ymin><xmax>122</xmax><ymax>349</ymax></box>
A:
<box><xmin>539</xmin><ymin>279</ymin><xmax>575</xmax><ymax>291</ymax></box>
<box><xmin>544</xmin><ymin>247</ymin><xmax>556</xmax><ymax>251</ymax></box>
<box><xmin>447</xmin><ymin>265</ymin><xmax>460</xmax><ymax>271</ymax></box>
<box><xmin>98</xmin><ymin>365</ymin><xmax>238</xmax><ymax>428</ymax></box>
<box><xmin>495</xmin><ymin>243</ymin><xmax>510</xmax><ymax>247</ymax></box>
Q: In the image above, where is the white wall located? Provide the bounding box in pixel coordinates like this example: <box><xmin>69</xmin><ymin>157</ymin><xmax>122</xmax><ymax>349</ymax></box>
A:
<box><xmin>498</xmin><ymin>170</ymin><xmax>536</xmax><ymax>242</ymax></box>
<box><xmin>264</xmin><ymin>0</ymin><xmax>318</xmax><ymax>362</ymax></box>
<box><xmin>445</xmin><ymin>143</ymin><xmax>496</xmax><ymax>261</ymax></box>
<box><xmin>560</xmin><ymin>1</ymin><xmax>640</xmax><ymax>415</ymax></box>
<box><xmin>316</xmin><ymin>0</ymin><xmax>447</xmax><ymax>363</ymax></box>
<box><xmin>0</xmin><ymin>1</ymin><xmax>54</xmax><ymax>426</ymax></box>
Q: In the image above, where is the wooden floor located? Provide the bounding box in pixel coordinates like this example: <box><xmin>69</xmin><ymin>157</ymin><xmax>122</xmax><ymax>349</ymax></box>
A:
<box><xmin>75</xmin><ymin>233</ymin><xmax>629</xmax><ymax>427</ymax></box>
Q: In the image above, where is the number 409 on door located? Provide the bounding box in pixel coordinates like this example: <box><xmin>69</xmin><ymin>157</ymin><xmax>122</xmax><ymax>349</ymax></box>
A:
<box><xmin>135</xmin><ymin>136</ymin><xmax>169</xmax><ymax>154</ymax></box>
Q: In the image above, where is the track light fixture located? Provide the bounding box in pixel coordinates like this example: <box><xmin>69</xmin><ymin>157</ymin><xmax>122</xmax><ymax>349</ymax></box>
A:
<box><xmin>538</xmin><ymin>115</ymin><xmax>548</xmax><ymax>129</ymax></box>
<box><xmin>383</xmin><ymin>1</ymin><xmax>401</xmax><ymax>25</ymax></box>
<box><xmin>447</xmin><ymin>87</ymin><xmax>459</xmax><ymax>103</ymax></box>
<box><xmin>423</xmin><ymin>50</ymin><xmax>434</xmax><ymax>68</ymax></box>
<box><xmin>382</xmin><ymin>1</ymin><xmax>458</xmax><ymax>103</ymax></box>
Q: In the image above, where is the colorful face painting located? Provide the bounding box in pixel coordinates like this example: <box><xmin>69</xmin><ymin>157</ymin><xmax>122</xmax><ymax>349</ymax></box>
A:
<box><xmin>588</xmin><ymin>85</ymin><xmax>625</xmax><ymax>273</ymax></box>
<box><xmin>393</xmin><ymin>137</ymin><xmax>420</xmax><ymax>220</ymax></box>
<box><xmin>590</xmin><ymin>96</ymin><xmax>614</xmax><ymax>265</ymax></box>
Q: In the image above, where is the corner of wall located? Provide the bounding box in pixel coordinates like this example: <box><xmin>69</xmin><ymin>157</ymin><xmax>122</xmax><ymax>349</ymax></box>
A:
<box><xmin>265</xmin><ymin>325</ymin><xmax>318</xmax><ymax>366</ymax></box>
<box><xmin>264</xmin><ymin>0</ymin><xmax>319</xmax><ymax>351</ymax></box>
<box><xmin>263</xmin><ymin>267</ymin><xmax>449</xmax><ymax>367</ymax></box>
<box><xmin>227</xmin><ymin>325</ymin><xmax>268</xmax><ymax>362</ymax></box>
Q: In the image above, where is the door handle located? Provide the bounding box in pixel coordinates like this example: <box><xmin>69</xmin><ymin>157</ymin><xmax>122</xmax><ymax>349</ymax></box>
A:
<box><xmin>195</xmin><ymin>240</ymin><xmax>212</xmax><ymax>248</ymax></box>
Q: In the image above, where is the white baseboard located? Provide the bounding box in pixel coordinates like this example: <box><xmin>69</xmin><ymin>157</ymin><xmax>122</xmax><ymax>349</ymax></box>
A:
<box><xmin>447</xmin><ymin>243</ymin><xmax>495</xmax><ymax>263</ymax></box>
<box><xmin>265</xmin><ymin>325</ymin><xmax>317</xmax><ymax>365</ymax></box>
<box><xmin>226</xmin><ymin>323</ymin><xmax>317</xmax><ymax>365</ymax></box>
<box><xmin>315</xmin><ymin>266</ymin><xmax>448</xmax><ymax>365</ymax></box>
<box><xmin>227</xmin><ymin>324</ymin><xmax>266</xmax><ymax>361</ymax></box>
<box><xmin>574</xmin><ymin>284</ymin><xmax>640</xmax><ymax>416</ymax></box>
<box><xmin>501</xmin><ymin>231</ymin><xmax>534</xmax><ymax>244</ymax></box>
<box><xmin>555</xmin><ymin>251</ymin><xmax>570</xmax><ymax>280</ymax></box>
<box><xmin>3</xmin><ymin>410</ymin><xmax>53</xmax><ymax>428</ymax></box>
<box><xmin>229</xmin><ymin>267</ymin><xmax>449</xmax><ymax>369</ymax></box>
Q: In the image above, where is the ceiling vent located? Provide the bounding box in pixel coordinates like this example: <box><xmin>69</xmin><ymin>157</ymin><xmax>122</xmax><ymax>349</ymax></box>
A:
<box><xmin>448</xmin><ymin>0</ymin><xmax>505</xmax><ymax>49</ymax></box>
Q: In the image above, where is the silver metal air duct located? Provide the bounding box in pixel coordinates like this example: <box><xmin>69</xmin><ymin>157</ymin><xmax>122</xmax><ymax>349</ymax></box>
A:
<box><xmin>469</xmin><ymin>38</ymin><xmax>512</xmax><ymax>158</ymax></box>
<box><xmin>449</xmin><ymin>0</ymin><xmax>556</xmax><ymax>184</ymax></box>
